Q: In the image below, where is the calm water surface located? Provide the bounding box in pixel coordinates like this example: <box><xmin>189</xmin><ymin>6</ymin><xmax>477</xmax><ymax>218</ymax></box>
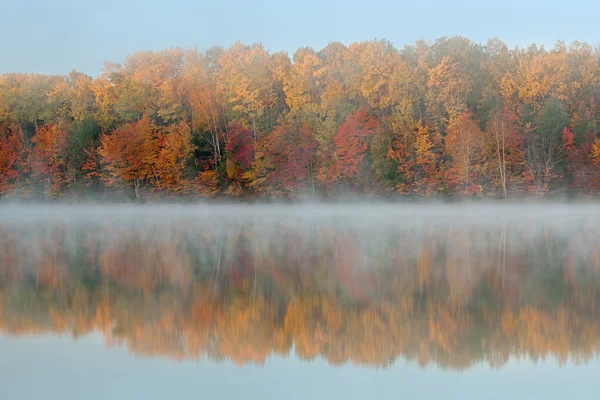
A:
<box><xmin>1</xmin><ymin>204</ymin><xmax>600</xmax><ymax>399</ymax></box>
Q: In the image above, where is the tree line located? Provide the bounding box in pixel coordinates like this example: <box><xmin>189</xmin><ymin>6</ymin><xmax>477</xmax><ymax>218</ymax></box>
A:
<box><xmin>2</xmin><ymin>37</ymin><xmax>600</xmax><ymax>199</ymax></box>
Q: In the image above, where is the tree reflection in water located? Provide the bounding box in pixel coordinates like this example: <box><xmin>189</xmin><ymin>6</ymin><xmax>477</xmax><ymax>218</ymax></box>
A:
<box><xmin>1</xmin><ymin>205</ymin><xmax>600</xmax><ymax>370</ymax></box>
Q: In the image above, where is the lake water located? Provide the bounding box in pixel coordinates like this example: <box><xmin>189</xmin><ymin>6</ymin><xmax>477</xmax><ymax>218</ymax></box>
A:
<box><xmin>1</xmin><ymin>204</ymin><xmax>600</xmax><ymax>399</ymax></box>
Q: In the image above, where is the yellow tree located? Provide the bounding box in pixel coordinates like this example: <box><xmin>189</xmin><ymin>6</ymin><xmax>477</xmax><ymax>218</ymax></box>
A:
<box><xmin>90</xmin><ymin>72</ymin><xmax>118</xmax><ymax>130</ymax></box>
<box><xmin>283</xmin><ymin>48</ymin><xmax>322</xmax><ymax>115</ymax></box>
<box><xmin>101</xmin><ymin>61</ymin><xmax>148</xmax><ymax>122</ymax></box>
<box><xmin>155</xmin><ymin>121</ymin><xmax>196</xmax><ymax>194</ymax></box>
<box><xmin>445</xmin><ymin>113</ymin><xmax>484</xmax><ymax>195</ymax></box>
<box><xmin>413</xmin><ymin>123</ymin><xmax>442</xmax><ymax>196</ymax></box>
<box><xmin>426</xmin><ymin>57</ymin><xmax>471</xmax><ymax>129</ymax></box>
<box><xmin>0</xmin><ymin>76</ymin><xmax>8</xmax><ymax>123</ymax></box>
<box><xmin>46</xmin><ymin>71</ymin><xmax>96</xmax><ymax>124</ymax></box>
<box><xmin>345</xmin><ymin>40</ymin><xmax>396</xmax><ymax>114</ymax></box>
<box><xmin>216</xmin><ymin>43</ymin><xmax>276</xmax><ymax>139</ymax></box>
<box><xmin>186</xmin><ymin>48</ymin><xmax>225</xmax><ymax>171</ymax></box>
<box><xmin>513</xmin><ymin>43</ymin><xmax>569</xmax><ymax>110</ymax></box>
<box><xmin>105</xmin><ymin>49</ymin><xmax>188</xmax><ymax>124</ymax></box>
<box><xmin>133</xmin><ymin>48</ymin><xmax>188</xmax><ymax>123</ymax></box>
<box><xmin>317</xmin><ymin>42</ymin><xmax>349</xmax><ymax>115</ymax></box>
<box><xmin>67</xmin><ymin>71</ymin><xmax>97</xmax><ymax>122</ymax></box>
<box><xmin>1</xmin><ymin>73</ymin><xmax>62</xmax><ymax>127</ymax></box>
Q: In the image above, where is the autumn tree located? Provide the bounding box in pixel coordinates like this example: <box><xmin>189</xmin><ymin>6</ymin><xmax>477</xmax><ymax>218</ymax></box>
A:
<box><xmin>526</xmin><ymin>98</ymin><xmax>569</xmax><ymax>195</ymax></box>
<box><xmin>445</xmin><ymin>113</ymin><xmax>486</xmax><ymax>195</ymax></box>
<box><xmin>512</xmin><ymin>44</ymin><xmax>569</xmax><ymax>110</ymax></box>
<box><xmin>186</xmin><ymin>49</ymin><xmax>225</xmax><ymax>171</ymax></box>
<box><xmin>67</xmin><ymin>117</ymin><xmax>101</xmax><ymax>192</ymax></box>
<box><xmin>345</xmin><ymin>40</ymin><xmax>396</xmax><ymax>114</ymax></box>
<box><xmin>225</xmin><ymin>124</ymin><xmax>255</xmax><ymax>196</ymax></box>
<box><xmin>46</xmin><ymin>71</ymin><xmax>96</xmax><ymax>124</ymax></box>
<box><xmin>216</xmin><ymin>43</ymin><xmax>277</xmax><ymax>138</ymax></box>
<box><xmin>103</xmin><ymin>49</ymin><xmax>189</xmax><ymax>124</ymax></box>
<box><xmin>155</xmin><ymin>121</ymin><xmax>196</xmax><ymax>194</ymax></box>
<box><xmin>578</xmin><ymin>137</ymin><xmax>600</xmax><ymax>193</ymax></box>
<box><xmin>251</xmin><ymin>122</ymin><xmax>317</xmax><ymax>197</ymax></box>
<box><xmin>413</xmin><ymin>123</ymin><xmax>442</xmax><ymax>196</ymax></box>
<box><xmin>483</xmin><ymin>108</ymin><xmax>526</xmax><ymax>196</ymax></box>
<box><xmin>426</xmin><ymin>57</ymin><xmax>471</xmax><ymax>129</ymax></box>
<box><xmin>29</xmin><ymin>124</ymin><xmax>70</xmax><ymax>197</ymax></box>
<box><xmin>282</xmin><ymin>48</ymin><xmax>322</xmax><ymax>115</ymax></box>
<box><xmin>0</xmin><ymin>124</ymin><xmax>27</xmax><ymax>196</ymax></box>
<box><xmin>0</xmin><ymin>73</ymin><xmax>63</xmax><ymax>129</ymax></box>
<box><xmin>387</xmin><ymin>136</ymin><xmax>415</xmax><ymax>195</ymax></box>
<box><xmin>99</xmin><ymin>115</ymin><xmax>159</xmax><ymax>199</ymax></box>
<box><xmin>327</xmin><ymin>107</ymin><xmax>380</xmax><ymax>192</ymax></box>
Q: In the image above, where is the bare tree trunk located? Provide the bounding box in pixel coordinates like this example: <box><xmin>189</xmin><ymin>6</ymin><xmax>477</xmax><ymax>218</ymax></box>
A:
<box><xmin>152</xmin><ymin>166</ymin><xmax>162</xmax><ymax>193</ymax></box>
<box><xmin>495</xmin><ymin>119</ymin><xmax>507</xmax><ymax>196</ymax></box>
<box><xmin>210</xmin><ymin>108</ymin><xmax>222</xmax><ymax>170</ymax></box>
<box><xmin>134</xmin><ymin>178</ymin><xmax>140</xmax><ymax>201</ymax></box>
<box><xmin>459</xmin><ymin>127</ymin><xmax>470</xmax><ymax>191</ymax></box>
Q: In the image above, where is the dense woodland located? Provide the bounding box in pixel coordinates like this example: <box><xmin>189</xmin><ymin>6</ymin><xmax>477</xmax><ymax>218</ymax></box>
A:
<box><xmin>2</xmin><ymin>216</ymin><xmax>600</xmax><ymax>368</ymax></box>
<box><xmin>2</xmin><ymin>37</ymin><xmax>600</xmax><ymax>199</ymax></box>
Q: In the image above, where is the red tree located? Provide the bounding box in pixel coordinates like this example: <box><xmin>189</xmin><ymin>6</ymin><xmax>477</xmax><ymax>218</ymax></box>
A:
<box><xmin>328</xmin><ymin>107</ymin><xmax>380</xmax><ymax>190</ymax></box>
<box><xmin>225</xmin><ymin>124</ymin><xmax>255</xmax><ymax>196</ymax></box>
<box><xmin>0</xmin><ymin>124</ymin><xmax>27</xmax><ymax>196</ymax></box>
<box><xmin>387</xmin><ymin>138</ymin><xmax>415</xmax><ymax>195</ymax></box>
<box><xmin>255</xmin><ymin>122</ymin><xmax>317</xmax><ymax>197</ymax></box>
<box><xmin>30</xmin><ymin>124</ymin><xmax>69</xmax><ymax>197</ymax></box>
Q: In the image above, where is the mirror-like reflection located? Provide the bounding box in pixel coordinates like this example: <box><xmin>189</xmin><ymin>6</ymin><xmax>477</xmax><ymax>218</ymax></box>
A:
<box><xmin>2</xmin><ymin>204</ymin><xmax>600</xmax><ymax>370</ymax></box>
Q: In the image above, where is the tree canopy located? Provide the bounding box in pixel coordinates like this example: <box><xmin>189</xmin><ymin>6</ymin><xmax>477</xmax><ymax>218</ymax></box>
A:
<box><xmin>2</xmin><ymin>38</ymin><xmax>600</xmax><ymax>199</ymax></box>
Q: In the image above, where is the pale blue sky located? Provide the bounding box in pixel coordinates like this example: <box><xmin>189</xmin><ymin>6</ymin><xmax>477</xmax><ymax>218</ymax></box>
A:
<box><xmin>0</xmin><ymin>0</ymin><xmax>598</xmax><ymax>76</ymax></box>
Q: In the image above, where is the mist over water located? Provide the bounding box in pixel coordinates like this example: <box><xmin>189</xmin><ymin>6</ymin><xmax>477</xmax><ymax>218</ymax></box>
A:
<box><xmin>2</xmin><ymin>203</ymin><xmax>600</xmax><ymax>398</ymax></box>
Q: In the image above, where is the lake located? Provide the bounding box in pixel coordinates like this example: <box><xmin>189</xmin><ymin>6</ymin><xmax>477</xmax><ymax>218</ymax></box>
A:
<box><xmin>1</xmin><ymin>204</ymin><xmax>599</xmax><ymax>399</ymax></box>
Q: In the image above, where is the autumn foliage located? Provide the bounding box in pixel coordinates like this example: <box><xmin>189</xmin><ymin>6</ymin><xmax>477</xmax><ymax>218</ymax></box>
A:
<box><xmin>0</xmin><ymin>124</ymin><xmax>27</xmax><ymax>195</ymax></box>
<box><xmin>2</xmin><ymin>37</ymin><xmax>600</xmax><ymax>199</ymax></box>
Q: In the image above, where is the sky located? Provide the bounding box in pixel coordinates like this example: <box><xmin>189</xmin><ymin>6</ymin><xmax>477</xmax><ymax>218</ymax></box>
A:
<box><xmin>0</xmin><ymin>0</ymin><xmax>598</xmax><ymax>76</ymax></box>
<box><xmin>0</xmin><ymin>333</ymin><xmax>598</xmax><ymax>399</ymax></box>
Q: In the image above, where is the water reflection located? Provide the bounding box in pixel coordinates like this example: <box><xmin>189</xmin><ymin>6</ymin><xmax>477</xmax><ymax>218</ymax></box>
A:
<box><xmin>1</xmin><ymin>205</ymin><xmax>600</xmax><ymax>370</ymax></box>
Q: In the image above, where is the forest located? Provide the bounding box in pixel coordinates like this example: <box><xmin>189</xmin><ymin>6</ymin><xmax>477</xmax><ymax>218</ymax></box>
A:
<box><xmin>2</xmin><ymin>37</ymin><xmax>600</xmax><ymax>199</ymax></box>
